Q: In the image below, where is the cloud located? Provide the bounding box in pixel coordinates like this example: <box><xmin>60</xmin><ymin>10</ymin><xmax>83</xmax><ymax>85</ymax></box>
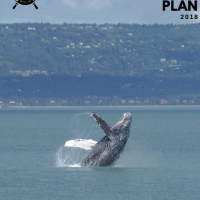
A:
<box><xmin>61</xmin><ymin>0</ymin><xmax>120</xmax><ymax>10</ymax></box>
<box><xmin>0</xmin><ymin>0</ymin><xmax>199</xmax><ymax>24</ymax></box>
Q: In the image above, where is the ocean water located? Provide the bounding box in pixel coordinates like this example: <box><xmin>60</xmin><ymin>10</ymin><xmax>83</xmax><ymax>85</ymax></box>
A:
<box><xmin>0</xmin><ymin>108</ymin><xmax>200</xmax><ymax>200</ymax></box>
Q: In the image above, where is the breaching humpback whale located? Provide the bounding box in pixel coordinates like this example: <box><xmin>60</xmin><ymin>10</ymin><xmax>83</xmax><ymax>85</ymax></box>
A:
<box><xmin>81</xmin><ymin>112</ymin><xmax>132</xmax><ymax>167</ymax></box>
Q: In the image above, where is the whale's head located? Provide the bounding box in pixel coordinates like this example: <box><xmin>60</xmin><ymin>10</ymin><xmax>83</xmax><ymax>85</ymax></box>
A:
<box><xmin>112</xmin><ymin>112</ymin><xmax>132</xmax><ymax>140</ymax></box>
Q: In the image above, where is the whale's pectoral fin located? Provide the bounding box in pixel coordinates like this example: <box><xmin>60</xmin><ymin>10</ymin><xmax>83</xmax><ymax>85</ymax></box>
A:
<box><xmin>91</xmin><ymin>112</ymin><xmax>114</xmax><ymax>138</ymax></box>
<box><xmin>63</xmin><ymin>139</ymin><xmax>97</xmax><ymax>150</ymax></box>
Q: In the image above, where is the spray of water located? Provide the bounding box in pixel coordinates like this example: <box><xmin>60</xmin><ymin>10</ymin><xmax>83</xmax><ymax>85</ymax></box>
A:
<box><xmin>55</xmin><ymin>112</ymin><xmax>98</xmax><ymax>168</ymax></box>
<box><xmin>116</xmin><ymin>142</ymin><xmax>162</xmax><ymax>168</ymax></box>
<box><xmin>56</xmin><ymin>145</ymin><xmax>87</xmax><ymax>167</ymax></box>
<box><xmin>70</xmin><ymin>112</ymin><xmax>100</xmax><ymax>140</ymax></box>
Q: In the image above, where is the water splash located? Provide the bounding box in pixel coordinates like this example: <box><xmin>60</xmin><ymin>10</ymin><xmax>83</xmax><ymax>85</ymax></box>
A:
<box><xmin>55</xmin><ymin>112</ymin><xmax>101</xmax><ymax>168</ymax></box>
<box><xmin>56</xmin><ymin>145</ymin><xmax>88</xmax><ymax>167</ymax></box>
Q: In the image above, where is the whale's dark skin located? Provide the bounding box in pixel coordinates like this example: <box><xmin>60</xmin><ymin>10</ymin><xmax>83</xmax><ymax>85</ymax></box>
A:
<box><xmin>81</xmin><ymin>112</ymin><xmax>132</xmax><ymax>167</ymax></box>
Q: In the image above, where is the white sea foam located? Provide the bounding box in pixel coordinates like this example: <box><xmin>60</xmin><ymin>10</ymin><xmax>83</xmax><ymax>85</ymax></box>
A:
<box><xmin>67</xmin><ymin>164</ymin><xmax>81</xmax><ymax>168</ymax></box>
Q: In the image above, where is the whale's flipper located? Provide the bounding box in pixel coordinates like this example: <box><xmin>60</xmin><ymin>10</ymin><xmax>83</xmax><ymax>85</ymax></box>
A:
<box><xmin>91</xmin><ymin>112</ymin><xmax>114</xmax><ymax>139</ymax></box>
<box><xmin>81</xmin><ymin>112</ymin><xmax>132</xmax><ymax>167</ymax></box>
<box><xmin>63</xmin><ymin>139</ymin><xmax>97</xmax><ymax>150</ymax></box>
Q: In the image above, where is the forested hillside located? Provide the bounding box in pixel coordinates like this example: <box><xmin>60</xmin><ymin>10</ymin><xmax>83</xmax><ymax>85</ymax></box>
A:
<box><xmin>1</xmin><ymin>23</ymin><xmax>200</xmax><ymax>106</ymax></box>
<box><xmin>0</xmin><ymin>23</ymin><xmax>200</xmax><ymax>77</ymax></box>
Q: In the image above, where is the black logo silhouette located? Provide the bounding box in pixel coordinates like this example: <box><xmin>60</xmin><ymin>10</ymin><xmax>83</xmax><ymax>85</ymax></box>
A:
<box><xmin>13</xmin><ymin>0</ymin><xmax>38</xmax><ymax>9</ymax></box>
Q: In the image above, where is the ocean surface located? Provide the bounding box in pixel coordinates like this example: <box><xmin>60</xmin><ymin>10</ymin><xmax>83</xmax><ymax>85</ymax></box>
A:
<box><xmin>0</xmin><ymin>108</ymin><xmax>200</xmax><ymax>200</ymax></box>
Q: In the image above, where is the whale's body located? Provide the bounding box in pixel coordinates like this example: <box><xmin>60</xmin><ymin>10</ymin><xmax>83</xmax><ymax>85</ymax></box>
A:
<box><xmin>81</xmin><ymin>112</ymin><xmax>132</xmax><ymax>167</ymax></box>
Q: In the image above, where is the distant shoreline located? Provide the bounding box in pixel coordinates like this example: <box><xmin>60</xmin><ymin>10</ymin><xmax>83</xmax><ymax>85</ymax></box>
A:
<box><xmin>1</xmin><ymin>105</ymin><xmax>200</xmax><ymax>110</ymax></box>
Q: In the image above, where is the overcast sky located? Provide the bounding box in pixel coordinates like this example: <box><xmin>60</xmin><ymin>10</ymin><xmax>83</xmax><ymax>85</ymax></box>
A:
<box><xmin>0</xmin><ymin>0</ymin><xmax>199</xmax><ymax>24</ymax></box>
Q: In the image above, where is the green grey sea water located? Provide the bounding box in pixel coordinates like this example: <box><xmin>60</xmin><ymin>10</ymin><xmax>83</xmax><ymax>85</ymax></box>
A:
<box><xmin>0</xmin><ymin>109</ymin><xmax>200</xmax><ymax>200</ymax></box>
